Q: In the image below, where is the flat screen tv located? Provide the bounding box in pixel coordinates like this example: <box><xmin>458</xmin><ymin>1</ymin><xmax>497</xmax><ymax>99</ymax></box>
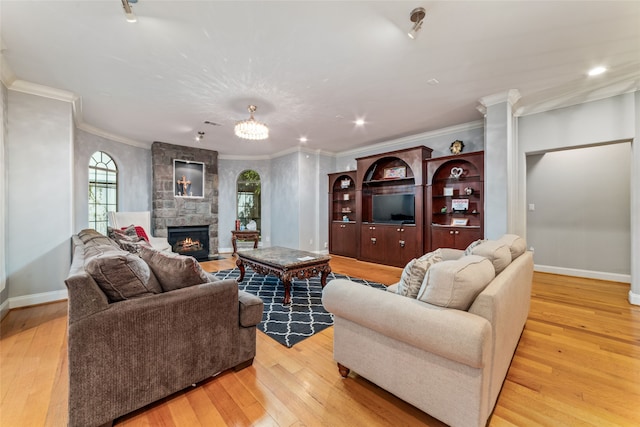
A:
<box><xmin>372</xmin><ymin>193</ymin><xmax>415</xmax><ymax>224</ymax></box>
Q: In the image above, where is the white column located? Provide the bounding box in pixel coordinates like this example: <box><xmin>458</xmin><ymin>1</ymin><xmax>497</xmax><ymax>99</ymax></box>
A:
<box><xmin>630</xmin><ymin>91</ymin><xmax>640</xmax><ymax>305</ymax></box>
<box><xmin>477</xmin><ymin>90</ymin><xmax>521</xmax><ymax>239</ymax></box>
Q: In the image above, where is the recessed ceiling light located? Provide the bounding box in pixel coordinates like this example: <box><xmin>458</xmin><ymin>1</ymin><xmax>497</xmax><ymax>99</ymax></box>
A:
<box><xmin>299</xmin><ymin>136</ymin><xmax>308</xmax><ymax>143</ymax></box>
<box><xmin>354</xmin><ymin>118</ymin><xmax>365</xmax><ymax>126</ymax></box>
<box><xmin>588</xmin><ymin>66</ymin><xmax>607</xmax><ymax>76</ymax></box>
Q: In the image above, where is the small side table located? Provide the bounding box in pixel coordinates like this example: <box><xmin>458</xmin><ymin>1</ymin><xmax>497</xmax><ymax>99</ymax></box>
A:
<box><xmin>231</xmin><ymin>230</ymin><xmax>260</xmax><ymax>255</ymax></box>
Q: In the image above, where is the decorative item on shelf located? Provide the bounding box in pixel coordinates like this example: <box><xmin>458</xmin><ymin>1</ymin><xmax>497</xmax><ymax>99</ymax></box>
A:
<box><xmin>464</xmin><ymin>187</ymin><xmax>474</xmax><ymax>195</ymax></box>
<box><xmin>383</xmin><ymin>166</ymin><xmax>406</xmax><ymax>179</ymax></box>
<box><xmin>340</xmin><ymin>178</ymin><xmax>351</xmax><ymax>188</ymax></box>
<box><xmin>342</xmin><ymin>215</ymin><xmax>349</xmax><ymax>222</ymax></box>
<box><xmin>451</xmin><ymin>218</ymin><xmax>469</xmax><ymax>226</ymax></box>
<box><xmin>235</xmin><ymin>219</ymin><xmax>240</xmax><ymax>230</ymax></box>
<box><xmin>341</xmin><ymin>208</ymin><xmax>351</xmax><ymax>213</ymax></box>
<box><xmin>450</xmin><ymin>167</ymin><xmax>464</xmax><ymax>179</ymax></box>
<box><xmin>449</xmin><ymin>140</ymin><xmax>465</xmax><ymax>155</ymax></box>
<box><xmin>451</xmin><ymin>199</ymin><xmax>469</xmax><ymax>212</ymax></box>
<box><xmin>443</xmin><ymin>187</ymin><xmax>454</xmax><ymax>196</ymax></box>
<box><xmin>440</xmin><ymin>206</ymin><xmax>447</xmax><ymax>213</ymax></box>
<box><xmin>343</xmin><ymin>193</ymin><xmax>350</xmax><ymax>200</ymax></box>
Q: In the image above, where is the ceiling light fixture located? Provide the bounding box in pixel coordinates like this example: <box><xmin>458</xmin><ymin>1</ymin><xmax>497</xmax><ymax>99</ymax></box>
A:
<box><xmin>121</xmin><ymin>0</ymin><xmax>137</xmax><ymax>23</ymax></box>
<box><xmin>234</xmin><ymin>105</ymin><xmax>269</xmax><ymax>140</ymax></box>
<box><xmin>407</xmin><ymin>7</ymin><xmax>426</xmax><ymax>39</ymax></box>
<box><xmin>299</xmin><ymin>136</ymin><xmax>308</xmax><ymax>143</ymax></box>
<box><xmin>195</xmin><ymin>131</ymin><xmax>205</xmax><ymax>142</ymax></box>
<box><xmin>355</xmin><ymin>118</ymin><xmax>365</xmax><ymax>126</ymax></box>
<box><xmin>588</xmin><ymin>66</ymin><xmax>607</xmax><ymax>76</ymax></box>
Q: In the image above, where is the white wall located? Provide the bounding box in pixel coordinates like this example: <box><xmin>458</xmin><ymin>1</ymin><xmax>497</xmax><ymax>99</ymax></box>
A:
<box><xmin>0</xmin><ymin>82</ymin><xmax>8</xmax><ymax>315</ymax></box>
<box><xmin>6</xmin><ymin>90</ymin><xmax>73</xmax><ymax>304</ymax></box>
<box><xmin>518</xmin><ymin>92</ymin><xmax>638</xmax><ymax>295</ymax></box>
<box><xmin>526</xmin><ymin>143</ymin><xmax>631</xmax><ymax>279</ymax></box>
<box><xmin>74</xmin><ymin>128</ymin><xmax>152</xmax><ymax>232</ymax></box>
<box><xmin>270</xmin><ymin>152</ymin><xmax>300</xmax><ymax>248</ymax></box>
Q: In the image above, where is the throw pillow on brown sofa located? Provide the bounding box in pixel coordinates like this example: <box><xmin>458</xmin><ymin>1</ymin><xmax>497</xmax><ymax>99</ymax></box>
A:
<box><xmin>139</xmin><ymin>246</ymin><xmax>212</xmax><ymax>292</ymax></box>
<box><xmin>85</xmin><ymin>251</ymin><xmax>163</xmax><ymax>302</ymax></box>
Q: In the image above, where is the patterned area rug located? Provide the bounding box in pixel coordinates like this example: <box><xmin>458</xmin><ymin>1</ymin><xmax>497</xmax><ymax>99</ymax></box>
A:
<box><xmin>213</xmin><ymin>267</ymin><xmax>387</xmax><ymax>348</ymax></box>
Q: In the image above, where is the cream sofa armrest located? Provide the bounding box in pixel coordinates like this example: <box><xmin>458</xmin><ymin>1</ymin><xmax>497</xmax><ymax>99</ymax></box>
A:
<box><xmin>323</xmin><ymin>279</ymin><xmax>492</xmax><ymax>368</ymax></box>
<box><xmin>148</xmin><ymin>235</ymin><xmax>171</xmax><ymax>251</ymax></box>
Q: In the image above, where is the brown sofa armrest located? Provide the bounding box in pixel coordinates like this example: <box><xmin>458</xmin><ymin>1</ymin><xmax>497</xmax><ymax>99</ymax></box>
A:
<box><xmin>238</xmin><ymin>290</ymin><xmax>263</xmax><ymax>327</ymax></box>
<box><xmin>68</xmin><ymin>279</ymin><xmax>242</xmax><ymax>427</ymax></box>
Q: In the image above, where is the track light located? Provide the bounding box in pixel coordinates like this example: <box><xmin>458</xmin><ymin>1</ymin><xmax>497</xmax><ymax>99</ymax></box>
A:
<box><xmin>121</xmin><ymin>0</ymin><xmax>137</xmax><ymax>23</ymax></box>
<box><xmin>195</xmin><ymin>131</ymin><xmax>205</xmax><ymax>142</ymax></box>
<box><xmin>407</xmin><ymin>7</ymin><xmax>426</xmax><ymax>39</ymax></box>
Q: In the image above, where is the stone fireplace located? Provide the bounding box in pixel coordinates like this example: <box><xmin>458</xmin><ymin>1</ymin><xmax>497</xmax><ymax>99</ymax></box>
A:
<box><xmin>151</xmin><ymin>141</ymin><xmax>219</xmax><ymax>258</ymax></box>
<box><xmin>167</xmin><ymin>225</ymin><xmax>210</xmax><ymax>261</ymax></box>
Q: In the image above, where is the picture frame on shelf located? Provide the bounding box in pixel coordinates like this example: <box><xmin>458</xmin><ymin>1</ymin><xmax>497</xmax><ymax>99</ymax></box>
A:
<box><xmin>174</xmin><ymin>159</ymin><xmax>205</xmax><ymax>198</ymax></box>
<box><xmin>451</xmin><ymin>199</ymin><xmax>469</xmax><ymax>211</ymax></box>
<box><xmin>383</xmin><ymin>166</ymin><xmax>406</xmax><ymax>179</ymax></box>
<box><xmin>451</xmin><ymin>218</ymin><xmax>469</xmax><ymax>226</ymax></box>
<box><xmin>340</xmin><ymin>178</ymin><xmax>351</xmax><ymax>189</ymax></box>
<box><xmin>443</xmin><ymin>187</ymin><xmax>454</xmax><ymax>196</ymax></box>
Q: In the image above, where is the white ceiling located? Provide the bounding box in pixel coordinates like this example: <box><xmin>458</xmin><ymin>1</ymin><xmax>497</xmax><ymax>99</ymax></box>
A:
<box><xmin>1</xmin><ymin>1</ymin><xmax>639</xmax><ymax>157</ymax></box>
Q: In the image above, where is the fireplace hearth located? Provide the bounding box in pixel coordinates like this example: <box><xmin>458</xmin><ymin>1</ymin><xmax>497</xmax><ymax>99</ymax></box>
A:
<box><xmin>167</xmin><ymin>225</ymin><xmax>210</xmax><ymax>261</ymax></box>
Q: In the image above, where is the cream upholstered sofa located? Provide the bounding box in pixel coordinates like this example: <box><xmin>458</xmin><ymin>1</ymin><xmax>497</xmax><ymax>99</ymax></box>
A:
<box><xmin>107</xmin><ymin>210</ymin><xmax>171</xmax><ymax>251</ymax></box>
<box><xmin>322</xmin><ymin>235</ymin><xmax>533</xmax><ymax>427</ymax></box>
<box><xmin>65</xmin><ymin>229</ymin><xmax>263</xmax><ymax>427</ymax></box>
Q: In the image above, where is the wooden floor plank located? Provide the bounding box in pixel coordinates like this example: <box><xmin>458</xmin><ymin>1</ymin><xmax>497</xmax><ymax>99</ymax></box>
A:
<box><xmin>2</xmin><ymin>255</ymin><xmax>639</xmax><ymax>426</ymax></box>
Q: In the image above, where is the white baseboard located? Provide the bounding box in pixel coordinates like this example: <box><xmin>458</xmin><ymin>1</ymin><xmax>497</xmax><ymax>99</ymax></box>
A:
<box><xmin>629</xmin><ymin>290</ymin><xmax>640</xmax><ymax>306</ymax></box>
<box><xmin>534</xmin><ymin>264</ymin><xmax>631</xmax><ymax>284</ymax></box>
<box><xmin>0</xmin><ymin>298</ymin><xmax>9</xmax><ymax>321</ymax></box>
<box><xmin>8</xmin><ymin>289</ymin><xmax>68</xmax><ymax>309</ymax></box>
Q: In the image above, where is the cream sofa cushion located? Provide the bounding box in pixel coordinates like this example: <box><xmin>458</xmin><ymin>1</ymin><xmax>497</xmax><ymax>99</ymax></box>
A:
<box><xmin>466</xmin><ymin>240</ymin><xmax>511</xmax><ymax>274</ymax></box>
<box><xmin>417</xmin><ymin>255</ymin><xmax>495</xmax><ymax>310</ymax></box>
<box><xmin>498</xmin><ymin>234</ymin><xmax>527</xmax><ymax>260</ymax></box>
<box><xmin>397</xmin><ymin>249</ymin><xmax>443</xmax><ymax>298</ymax></box>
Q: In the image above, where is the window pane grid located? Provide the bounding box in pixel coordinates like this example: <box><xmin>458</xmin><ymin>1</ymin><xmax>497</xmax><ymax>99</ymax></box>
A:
<box><xmin>89</xmin><ymin>151</ymin><xmax>117</xmax><ymax>235</ymax></box>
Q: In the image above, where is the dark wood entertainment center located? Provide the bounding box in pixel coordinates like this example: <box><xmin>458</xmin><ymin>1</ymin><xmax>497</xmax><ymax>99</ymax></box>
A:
<box><xmin>328</xmin><ymin>146</ymin><xmax>485</xmax><ymax>267</ymax></box>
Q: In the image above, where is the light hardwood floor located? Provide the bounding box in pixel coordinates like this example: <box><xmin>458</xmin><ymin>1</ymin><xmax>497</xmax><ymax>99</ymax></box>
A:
<box><xmin>1</xmin><ymin>254</ymin><xmax>639</xmax><ymax>426</ymax></box>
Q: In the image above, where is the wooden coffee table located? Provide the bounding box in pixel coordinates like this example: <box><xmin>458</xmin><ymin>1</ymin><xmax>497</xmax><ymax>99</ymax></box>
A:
<box><xmin>236</xmin><ymin>246</ymin><xmax>332</xmax><ymax>304</ymax></box>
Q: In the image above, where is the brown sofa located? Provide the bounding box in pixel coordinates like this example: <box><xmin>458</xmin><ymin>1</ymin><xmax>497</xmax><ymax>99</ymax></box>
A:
<box><xmin>64</xmin><ymin>229</ymin><xmax>263</xmax><ymax>427</ymax></box>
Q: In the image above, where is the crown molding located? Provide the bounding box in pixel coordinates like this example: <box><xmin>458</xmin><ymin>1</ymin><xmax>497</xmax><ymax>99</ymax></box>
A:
<box><xmin>477</xmin><ymin>89</ymin><xmax>521</xmax><ymax>115</ymax></box>
<box><xmin>7</xmin><ymin>79</ymin><xmax>78</xmax><ymax>103</ymax></box>
<box><xmin>336</xmin><ymin>120</ymin><xmax>484</xmax><ymax>159</ymax></box>
<box><xmin>77</xmin><ymin>122</ymin><xmax>150</xmax><ymax>149</ymax></box>
<box><xmin>0</xmin><ymin>53</ymin><xmax>16</xmax><ymax>88</ymax></box>
<box><xmin>514</xmin><ymin>78</ymin><xmax>640</xmax><ymax>117</ymax></box>
<box><xmin>219</xmin><ymin>145</ymin><xmax>335</xmax><ymax>161</ymax></box>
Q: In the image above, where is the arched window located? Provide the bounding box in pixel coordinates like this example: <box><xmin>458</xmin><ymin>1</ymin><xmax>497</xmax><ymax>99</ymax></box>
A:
<box><xmin>236</xmin><ymin>170</ymin><xmax>261</xmax><ymax>233</ymax></box>
<box><xmin>89</xmin><ymin>151</ymin><xmax>118</xmax><ymax>234</ymax></box>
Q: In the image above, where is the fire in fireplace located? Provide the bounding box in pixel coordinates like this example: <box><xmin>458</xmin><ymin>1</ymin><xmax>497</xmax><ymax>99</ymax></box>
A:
<box><xmin>167</xmin><ymin>225</ymin><xmax>210</xmax><ymax>261</ymax></box>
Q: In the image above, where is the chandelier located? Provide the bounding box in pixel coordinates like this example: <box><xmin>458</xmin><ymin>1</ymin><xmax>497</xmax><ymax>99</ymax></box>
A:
<box><xmin>234</xmin><ymin>105</ymin><xmax>269</xmax><ymax>140</ymax></box>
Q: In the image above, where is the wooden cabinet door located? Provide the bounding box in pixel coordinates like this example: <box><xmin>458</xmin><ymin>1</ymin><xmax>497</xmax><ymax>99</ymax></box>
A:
<box><xmin>360</xmin><ymin>225</ymin><xmax>385</xmax><ymax>263</ymax></box>
<box><xmin>330</xmin><ymin>222</ymin><xmax>357</xmax><ymax>257</ymax></box>
<box><xmin>431</xmin><ymin>226</ymin><xmax>482</xmax><ymax>250</ymax></box>
<box><xmin>385</xmin><ymin>226</ymin><xmax>417</xmax><ymax>267</ymax></box>
<box><xmin>431</xmin><ymin>226</ymin><xmax>457</xmax><ymax>250</ymax></box>
<box><xmin>454</xmin><ymin>227</ymin><xmax>482</xmax><ymax>249</ymax></box>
